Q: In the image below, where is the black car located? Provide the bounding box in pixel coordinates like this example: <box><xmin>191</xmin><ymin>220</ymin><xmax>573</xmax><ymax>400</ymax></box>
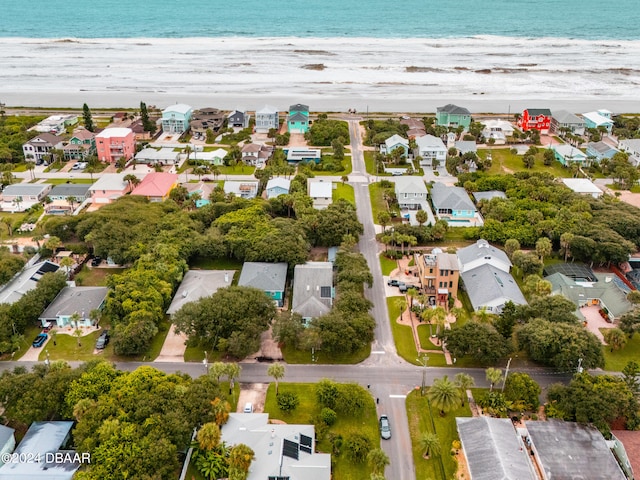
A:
<box><xmin>91</xmin><ymin>256</ymin><xmax>102</xmax><ymax>267</ymax></box>
<box><xmin>95</xmin><ymin>330</ymin><xmax>110</xmax><ymax>350</ymax></box>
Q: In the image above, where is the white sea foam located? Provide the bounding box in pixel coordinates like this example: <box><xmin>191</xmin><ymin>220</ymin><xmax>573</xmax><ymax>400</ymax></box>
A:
<box><xmin>1</xmin><ymin>36</ymin><xmax>639</xmax><ymax>112</ymax></box>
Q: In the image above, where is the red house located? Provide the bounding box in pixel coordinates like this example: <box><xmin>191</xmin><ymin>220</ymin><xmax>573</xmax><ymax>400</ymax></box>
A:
<box><xmin>517</xmin><ymin>108</ymin><xmax>552</xmax><ymax>133</ymax></box>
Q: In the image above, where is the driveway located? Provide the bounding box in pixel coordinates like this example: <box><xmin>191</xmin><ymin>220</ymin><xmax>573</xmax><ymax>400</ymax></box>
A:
<box><xmin>18</xmin><ymin>338</ymin><xmax>50</xmax><ymax>361</ymax></box>
<box><xmin>154</xmin><ymin>324</ymin><xmax>187</xmax><ymax>362</ymax></box>
<box><xmin>236</xmin><ymin>383</ymin><xmax>268</xmax><ymax>413</ymax></box>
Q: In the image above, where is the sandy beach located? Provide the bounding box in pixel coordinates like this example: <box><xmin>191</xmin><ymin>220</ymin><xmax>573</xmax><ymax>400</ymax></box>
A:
<box><xmin>2</xmin><ymin>36</ymin><xmax>640</xmax><ymax>113</ymax></box>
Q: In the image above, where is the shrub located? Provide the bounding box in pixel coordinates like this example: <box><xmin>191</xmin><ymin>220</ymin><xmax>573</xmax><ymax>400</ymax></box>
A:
<box><xmin>276</xmin><ymin>392</ymin><xmax>300</xmax><ymax>412</ymax></box>
<box><xmin>320</xmin><ymin>407</ymin><xmax>337</xmax><ymax>426</ymax></box>
<box><xmin>344</xmin><ymin>433</ymin><xmax>371</xmax><ymax>462</ymax></box>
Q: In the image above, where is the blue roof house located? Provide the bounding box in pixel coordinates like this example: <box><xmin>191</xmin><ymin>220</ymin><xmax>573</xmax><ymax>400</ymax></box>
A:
<box><xmin>265</xmin><ymin>177</ymin><xmax>291</xmax><ymax>199</ymax></box>
<box><xmin>288</xmin><ymin>104</ymin><xmax>310</xmax><ymax>133</ymax></box>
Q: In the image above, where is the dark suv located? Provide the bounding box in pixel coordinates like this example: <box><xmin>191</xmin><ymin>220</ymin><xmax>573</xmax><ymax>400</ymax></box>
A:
<box><xmin>32</xmin><ymin>333</ymin><xmax>48</xmax><ymax>348</ymax></box>
<box><xmin>95</xmin><ymin>330</ymin><xmax>110</xmax><ymax>350</ymax></box>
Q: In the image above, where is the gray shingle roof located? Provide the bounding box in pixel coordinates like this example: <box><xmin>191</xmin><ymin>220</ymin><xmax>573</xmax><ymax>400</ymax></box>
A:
<box><xmin>586</xmin><ymin>141</ymin><xmax>617</xmax><ymax>155</ymax></box>
<box><xmin>454</xmin><ymin>140</ymin><xmax>477</xmax><ymax>154</ymax></box>
<box><xmin>457</xmin><ymin>417</ymin><xmax>535</xmax><ymax>480</ymax></box>
<box><xmin>526</xmin><ymin>420</ymin><xmax>626</xmax><ymax>480</ymax></box>
<box><xmin>394</xmin><ymin>177</ymin><xmax>428</xmax><ymax>196</ymax></box>
<box><xmin>461</xmin><ymin>263</ymin><xmax>526</xmax><ymax>310</ymax></box>
<box><xmin>431</xmin><ymin>183</ymin><xmax>476</xmax><ymax>212</ymax></box>
<box><xmin>457</xmin><ymin>239</ymin><xmax>510</xmax><ymax>270</ymax></box>
<box><xmin>39</xmin><ymin>286</ymin><xmax>108</xmax><ymax>321</ymax></box>
<box><xmin>0</xmin><ymin>260</ymin><xmax>59</xmax><ymax>305</ymax></box>
<box><xmin>472</xmin><ymin>190</ymin><xmax>507</xmax><ymax>202</ymax></box>
<box><xmin>167</xmin><ymin>270</ymin><xmax>235</xmax><ymax>314</ymax></box>
<box><xmin>289</xmin><ymin>104</ymin><xmax>309</xmax><ymax>112</ymax></box>
<box><xmin>289</xmin><ymin>112</ymin><xmax>308</xmax><ymax>122</ymax></box>
<box><xmin>2</xmin><ymin>184</ymin><xmax>51</xmax><ymax>197</ymax></box>
<box><xmin>0</xmin><ymin>425</ymin><xmax>14</xmax><ymax>448</ymax></box>
<box><xmin>48</xmin><ymin>184</ymin><xmax>91</xmax><ymax>198</ymax></box>
<box><xmin>525</xmin><ymin>108</ymin><xmax>552</xmax><ymax>116</ymax></box>
<box><xmin>552</xmin><ymin>109</ymin><xmax>585</xmax><ymax>125</ymax></box>
<box><xmin>437</xmin><ymin>104</ymin><xmax>471</xmax><ymax>115</ymax></box>
<box><xmin>292</xmin><ymin>262</ymin><xmax>333</xmax><ymax>319</ymax></box>
<box><xmin>238</xmin><ymin>262</ymin><xmax>287</xmax><ymax>292</ymax></box>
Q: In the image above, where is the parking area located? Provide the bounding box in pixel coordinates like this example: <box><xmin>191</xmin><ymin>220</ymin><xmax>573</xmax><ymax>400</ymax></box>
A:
<box><xmin>236</xmin><ymin>383</ymin><xmax>268</xmax><ymax>413</ymax></box>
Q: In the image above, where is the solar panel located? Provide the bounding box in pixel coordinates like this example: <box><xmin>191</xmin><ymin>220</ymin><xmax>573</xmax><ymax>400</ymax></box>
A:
<box><xmin>282</xmin><ymin>439</ymin><xmax>299</xmax><ymax>460</ymax></box>
<box><xmin>300</xmin><ymin>434</ymin><xmax>313</xmax><ymax>447</ymax></box>
<box><xmin>543</xmin><ymin>263</ymin><xmax>597</xmax><ymax>282</ymax></box>
<box><xmin>320</xmin><ymin>286</ymin><xmax>331</xmax><ymax>298</ymax></box>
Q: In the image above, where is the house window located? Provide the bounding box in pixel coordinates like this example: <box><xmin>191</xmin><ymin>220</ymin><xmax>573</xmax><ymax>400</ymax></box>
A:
<box><xmin>449</xmin><ymin>281</ymin><xmax>453</xmax><ymax>288</ymax></box>
<box><xmin>320</xmin><ymin>286</ymin><xmax>331</xmax><ymax>298</ymax></box>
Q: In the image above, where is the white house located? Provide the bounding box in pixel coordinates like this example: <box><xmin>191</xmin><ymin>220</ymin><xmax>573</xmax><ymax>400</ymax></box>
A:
<box><xmin>394</xmin><ymin>177</ymin><xmax>428</xmax><ymax>209</ymax></box>
<box><xmin>619</xmin><ymin>139</ymin><xmax>640</xmax><ymax>166</ymax></box>
<box><xmin>196</xmin><ymin>148</ymin><xmax>228</xmax><ymax>165</ymax></box>
<box><xmin>481</xmin><ymin>120</ymin><xmax>515</xmax><ymax>145</ymax></box>
<box><xmin>561</xmin><ymin>178</ymin><xmax>603</xmax><ymax>198</ymax></box>
<box><xmin>254</xmin><ymin>105</ymin><xmax>279</xmax><ymax>133</ymax></box>
<box><xmin>415</xmin><ymin>134</ymin><xmax>447</xmax><ymax>167</ymax></box>
<box><xmin>308</xmin><ymin>180</ymin><xmax>333</xmax><ymax>210</ymax></box>
<box><xmin>457</xmin><ymin>239</ymin><xmax>511</xmax><ymax>274</ymax></box>
<box><xmin>134</xmin><ymin>147</ymin><xmax>180</xmax><ymax>165</ymax></box>
<box><xmin>224</xmin><ymin>181</ymin><xmax>259</xmax><ymax>199</ymax></box>
<box><xmin>582</xmin><ymin>110</ymin><xmax>614</xmax><ymax>133</ymax></box>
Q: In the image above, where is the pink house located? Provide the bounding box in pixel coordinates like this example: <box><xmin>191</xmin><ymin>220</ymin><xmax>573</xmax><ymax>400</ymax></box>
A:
<box><xmin>130</xmin><ymin>172</ymin><xmax>178</xmax><ymax>202</ymax></box>
<box><xmin>95</xmin><ymin>127</ymin><xmax>135</xmax><ymax>163</ymax></box>
<box><xmin>89</xmin><ymin>173</ymin><xmax>143</xmax><ymax>207</ymax></box>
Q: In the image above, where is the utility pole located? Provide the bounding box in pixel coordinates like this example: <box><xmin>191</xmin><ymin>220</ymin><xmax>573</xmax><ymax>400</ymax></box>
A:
<box><xmin>416</xmin><ymin>354</ymin><xmax>429</xmax><ymax>396</ymax></box>
<box><xmin>202</xmin><ymin>350</ymin><xmax>209</xmax><ymax>373</ymax></box>
<box><xmin>501</xmin><ymin>357</ymin><xmax>512</xmax><ymax>392</ymax></box>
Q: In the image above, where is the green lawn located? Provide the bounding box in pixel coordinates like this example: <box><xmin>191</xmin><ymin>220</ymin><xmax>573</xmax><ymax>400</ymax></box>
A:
<box><xmin>38</xmin><ymin>329</ymin><xmax>103</xmax><ymax>362</ymax></box>
<box><xmin>74</xmin><ymin>266</ymin><xmax>126</xmax><ymax>286</ymax></box>
<box><xmin>44</xmin><ymin>178</ymin><xmax>95</xmax><ymax>185</ymax></box>
<box><xmin>9</xmin><ymin>325</ymin><xmax>42</xmax><ymax>361</ymax></box>
<box><xmin>217</xmin><ymin>164</ymin><xmax>256</xmax><ymax>175</ymax></box>
<box><xmin>332</xmin><ymin>183</ymin><xmax>355</xmax><ymax>205</ymax></box>
<box><xmin>406</xmin><ymin>390</ymin><xmax>472</xmax><ymax>480</ymax></box>
<box><xmin>183</xmin><ymin>344</ymin><xmax>224</xmax><ymax>363</ymax></box>
<box><xmin>418</xmin><ymin>324</ymin><xmax>443</xmax><ymax>351</ymax></box>
<box><xmin>11</xmin><ymin>163</ymin><xmax>28</xmax><ymax>172</ymax></box>
<box><xmin>111</xmin><ymin>318</ymin><xmax>172</xmax><ymax>362</ymax></box>
<box><xmin>380</xmin><ymin>256</ymin><xmax>397</xmax><ymax>276</ymax></box>
<box><xmin>369</xmin><ymin>182</ymin><xmax>390</xmax><ymax>222</ymax></box>
<box><xmin>281</xmin><ymin>344</ymin><xmax>370</xmax><ymax>364</ymax></box>
<box><xmin>481</xmin><ymin>148</ymin><xmax>573</xmax><ymax>178</ymax></box>
<box><xmin>264</xmin><ymin>383</ymin><xmax>379</xmax><ymax>480</ymax></box>
<box><xmin>602</xmin><ymin>332</ymin><xmax>640</xmax><ymax>371</ymax></box>
<box><xmin>387</xmin><ymin>296</ymin><xmax>420</xmax><ymax>365</ymax></box>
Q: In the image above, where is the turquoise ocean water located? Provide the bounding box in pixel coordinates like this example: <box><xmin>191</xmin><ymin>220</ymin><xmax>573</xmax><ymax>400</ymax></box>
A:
<box><xmin>1</xmin><ymin>0</ymin><xmax>639</xmax><ymax>39</ymax></box>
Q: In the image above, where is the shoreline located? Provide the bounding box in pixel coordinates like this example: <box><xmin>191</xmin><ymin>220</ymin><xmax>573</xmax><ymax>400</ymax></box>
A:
<box><xmin>3</xmin><ymin>93</ymin><xmax>640</xmax><ymax>115</ymax></box>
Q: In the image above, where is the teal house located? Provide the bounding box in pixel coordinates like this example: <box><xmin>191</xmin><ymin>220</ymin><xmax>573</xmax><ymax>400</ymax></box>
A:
<box><xmin>162</xmin><ymin>103</ymin><xmax>193</xmax><ymax>134</ymax></box>
<box><xmin>238</xmin><ymin>262</ymin><xmax>288</xmax><ymax>307</ymax></box>
<box><xmin>436</xmin><ymin>104</ymin><xmax>472</xmax><ymax>129</ymax></box>
<box><xmin>288</xmin><ymin>103</ymin><xmax>310</xmax><ymax>133</ymax></box>
<box><xmin>552</xmin><ymin>145</ymin><xmax>588</xmax><ymax>166</ymax></box>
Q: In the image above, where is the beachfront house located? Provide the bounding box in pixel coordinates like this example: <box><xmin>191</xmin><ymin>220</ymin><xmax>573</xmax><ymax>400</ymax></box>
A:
<box><xmin>436</xmin><ymin>104</ymin><xmax>472</xmax><ymax>129</ymax></box>
<box><xmin>130</xmin><ymin>172</ymin><xmax>178</xmax><ymax>202</ymax></box>
<box><xmin>414</xmin><ymin>134</ymin><xmax>447</xmax><ymax>167</ymax></box>
<box><xmin>39</xmin><ymin>286</ymin><xmax>108</xmax><ymax>328</ymax></box>
<box><xmin>517</xmin><ymin>108</ymin><xmax>552</xmax><ymax>133</ymax></box>
<box><xmin>550</xmin><ymin>110</ymin><xmax>586</xmax><ymax>135</ymax></box>
<box><xmin>619</xmin><ymin>139</ymin><xmax>640</xmax><ymax>166</ymax></box>
<box><xmin>265</xmin><ymin>177</ymin><xmax>291</xmax><ymax>199</ymax></box>
<box><xmin>45</xmin><ymin>184</ymin><xmax>92</xmax><ymax>214</ymax></box>
<box><xmin>254</xmin><ymin>105</ymin><xmax>279</xmax><ymax>133</ymax></box>
<box><xmin>292</xmin><ymin>262</ymin><xmax>334</xmax><ymax>325</ymax></box>
<box><xmin>288</xmin><ymin>104</ymin><xmax>310</xmax><ymax>133</ymax></box>
<box><xmin>552</xmin><ymin>144</ymin><xmax>588</xmax><ymax>166</ymax></box>
<box><xmin>238</xmin><ymin>262</ymin><xmax>288</xmax><ymax>307</ymax></box>
<box><xmin>430</xmin><ymin>182</ymin><xmax>476</xmax><ymax>221</ymax></box>
<box><xmin>380</xmin><ymin>134</ymin><xmax>410</xmax><ymax>157</ymax></box>
<box><xmin>63</xmin><ymin>128</ymin><xmax>96</xmax><ymax>160</ymax></box>
<box><xmin>308</xmin><ymin>179</ymin><xmax>333</xmax><ymax>210</ymax></box>
<box><xmin>190</xmin><ymin>108</ymin><xmax>225</xmax><ymax>139</ymax></box>
<box><xmin>228</xmin><ymin>110</ymin><xmax>250</xmax><ymax>129</ymax></box>
<box><xmin>585</xmin><ymin>141</ymin><xmax>619</xmax><ymax>162</ymax></box>
<box><xmin>481</xmin><ymin>120</ymin><xmax>515</xmax><ymax>145</ymax></box>
<box><xmin>394</xmin><ymin>177</ymin><xmax>428</xmax><ymax>210</ymax></box>
<box><xmin>33</xmin><ymin>115</ymin><xmax>78</xmax><ymax>135</ymax></box>
<box><xmin>89</xmin><ymin>173</ymin><xmax>141</xmax><ymax>206</ymax></box>
<box><xmin>224</xmin><ymin>181</ymin><xmax>259</xmax><ymax>199</ymax></box>
<box><xmin>22</xmin><ymin>133</ymin><xmax>64</xmax><ymax>164</ymax></box>
<box><xmin>1</xmin><ymin>183</ymin><xmax>52</xmax><ymax>212</ymax></box>
<box><xmin>561</xmin><ymin>178</ymin><xmax>603</xmax><ymax>198</ymax></box>
<box><xmin>95</xmin><ymin>127</ymin><xmax>135</xmax><ymax>163</ymax></box>
<box><xmin>161</xmin><ymin>104</ymin><xmax>193</xmax><ymax>134</ymax></box>
<box><xmin>582</xmin><ymin>109</ymin><xmax>614</xmax><ymax>133</ymax></box>
<box><xmin>134</xmin><ymin>147</ymin><xmax>180</xmax><ymax>165</ymax></box>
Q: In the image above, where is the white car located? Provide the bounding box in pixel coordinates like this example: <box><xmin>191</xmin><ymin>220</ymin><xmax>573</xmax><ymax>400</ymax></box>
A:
<box><xmin>243</xmin><ymin>402</ymin><xmax>254</xmax><ymax>413</ymax></box>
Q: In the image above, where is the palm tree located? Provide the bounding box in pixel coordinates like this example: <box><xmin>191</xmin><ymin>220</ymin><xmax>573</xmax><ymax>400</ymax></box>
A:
<box><xmin>367</xmin><ymin>448</ymin><xmax>390</xmax><ymax>474</ymax></box>
<box><xmin>225</xmin><ymin>362</ymin><xmax>242</xmax><ymax>395</ymax></box>
<box><xmin>419</xmin><ymin>431</ymin><xmax>441</xmax><ymax>459</ymax></box>
<box><xmin>67</xmin><ymin>195</ymin><xmax>77</xmax><ymax>212</ymax></box>
<box><xmin>197</xmin><ymin>422</ymin><xmax>221</xmax><ymax>451</ymax></box>
<box><xmin>454</xmin><ymin>373</ymin><xmax>475</xmax><ymax>406</ymax></box>
<box><xmin>50</xmin><ymin>329</ymin><xmax>57</xmax><ymax>346</ymax></box>
<box><xmin>73</xmin><ymin>328</ymin><xmax>82</xmax><ymax>347</ymax></box>
<box><xmin>123</xmin><ymin>173</ymin><xmax>140</xmax><ymax>191</ymax></box>
<box><xmin>228</xmin><ymin>443</ymin><xmax>254</xmax><ymax>474</ymax></box>
<box><xmin>60</xmin><ymin>256</ymin><xmax>74</xmax><ymax>276</ymax></box>
<box><xmin>427</xmin><ymin>375</ymin><xmax>461</xmax><ymax>416</ymax></box>
<box><xmin>210</xmin><ymin>397</ymin><xmax>231</xmax><ymax>426</ymax></box>
<box><xmin>486</xmin><ymin>367</ymin><xmax>503</xmax><ymax>392</ymax></box>
<box><xmin>341</xmin><ymin>175</ymin><xmax>349</xmax><ymax>184</ymax></box>
<box><xmin>603</xmin><ymin>328</ymin><xmax>627</xmax><ymax>352</ymax></box>
<box><xmin>26</xmin><ymin>162</ymin><xmax>35</xmax><ymax>181</ymax></box>
<box><xmin>406</xmin><ymin>287</ymin><xmax>420</xmax><ymax>322</ymax></box>
<box><xmin>416</xmin><ymin>209</ymin><xmax>428</xmax><ymax>227</ymax></box>
<box><xmin>72</xmin><ymin>398</ymin><xmax>95</xmax><ymax>421</ymax></box>
<box><xmin>267</xmin><ymin>362</ymin><xmax>285</xmax><ymax>395</ymax></box>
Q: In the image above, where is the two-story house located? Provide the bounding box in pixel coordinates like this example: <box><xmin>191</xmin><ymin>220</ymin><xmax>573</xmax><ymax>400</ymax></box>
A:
<box><xmin>190</xmin><ymin>108</ymin><xmax>225</xmax><ymax>139</ymax></box>
<box><xmin>95</xmin><ymin>128</ymin><xmax>135</xmax><ymax>163</ymax></box>
<box><xmin>228</xmin><ymin>110</ymin><xmax>250</xmax><ymax>129</ymax></box>
<box><xmin>481</xmin><ymin>120</ymin><xmax>515</xmax><ymax>145</ymax></box>
<box><xmin>88</xmin><ymin>173</ymin><xmax>141</xmax><ymax>207</ymax></box>
<box><xmin>22</xmin><ymin>133</ymin><xmax>64</xmax><ymax>164</ymax></box>
<box><xmin>224</xmin><ymin>181</ymin><xmax>259</xmax><ymax>199</ymax></box>
<box><xmin>436</xmin><ymin>104</ymin><xmax>472</xmax><ymax>129</ymax></box>
<box><xmin>63</xmin><ymin>128</ymin><xmax>96</xmax><ymax>160</ymax></box>
<box><xmin>415</xmin><ymin>249</ymin><xmax>460</xmax><ymax>307</ymax></box>
<box><xmin>517</xmin><ymin>108</ymin><xmax>552</xmax><ymax>133</ymax></box>
<box><xmin>414</xmin><ymin>134</ymin><xmax>447</xmax><ymax>167</ymax></box>
<box><xmin>550</xmin><ymin>110</ymin><xmax>586</xmax><ymax>135</ymax></box>
<box><xmin>254</xmin><ymin>105</ymin><xmax>279</xmax><ymax>133</ymax></box>
<box><xmin>288</xmin><ymin>104</ymin><xmax>310</xmax><ymax>133</ymax></box>
<box><xmin>161</xmin><ymin>104</ymin><xmax>193</xmax><ymax>134</ymax></box>
<box><xmin>619</xmin><ymin>139</ymin><xmax>640</xmax><ymax>166</ymax></box>
<box><xmin>582</xmin><ymin>109</ymin><xmax>614</xmax><ymax>133</ymax></box>
<box><xmin>394</xmin><ymin>177</ymin><xmax>428</xmax><ymax>210</ymax></box>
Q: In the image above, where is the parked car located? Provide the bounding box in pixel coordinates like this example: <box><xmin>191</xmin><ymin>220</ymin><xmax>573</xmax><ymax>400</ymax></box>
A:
<box><xmin>379</xmin><ymin>415</ymin><xmax>391</xmax><ymax>440</ymax></box>
<box><xmin>95</xmin><ymin>330</ymin><xmax>110</xmax><ymax>350</ymax></box>
<box><xmin>72</xmin><ymin>162</ymin><xmax>81</xmax><ymax>170</ymax></box>
<box><xmin>91</xmin><ymin>256</ymin><xmax>102</xmax><ymax>267</ymax></box>
<box><xmin>243</xmin><ymin>402</ymin><xmax>254</xmax><ymax>413</ymax></box>
<box><xmin>398</xmin><ymin>282</ymin><xmax>408</xmax><ymax>293</ymax></box>
<box><xmin>42</xmin><ymin>322</ymin><xmax>53</xmax><ymax>333</ymax></box>
<box><xmin>387</xmin><ymin>278</ymin><xmax>400</xmax><ymax>287</ymax></box>
<box><xmin>32</xmin><ymin>333</ymin><xmax>48</xmax><ymax>348</ymax></box>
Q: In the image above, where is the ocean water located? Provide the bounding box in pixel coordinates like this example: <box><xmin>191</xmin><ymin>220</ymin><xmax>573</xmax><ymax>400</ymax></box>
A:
<box><xmin>2</xmin><ymin>0</ymin><xmax>640</xmax><ymax>39</ymax></box>
<box><xmin>1</xmin><ymin>1</ymin><xmax>639</xmax><ymax>111</ymax></box>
